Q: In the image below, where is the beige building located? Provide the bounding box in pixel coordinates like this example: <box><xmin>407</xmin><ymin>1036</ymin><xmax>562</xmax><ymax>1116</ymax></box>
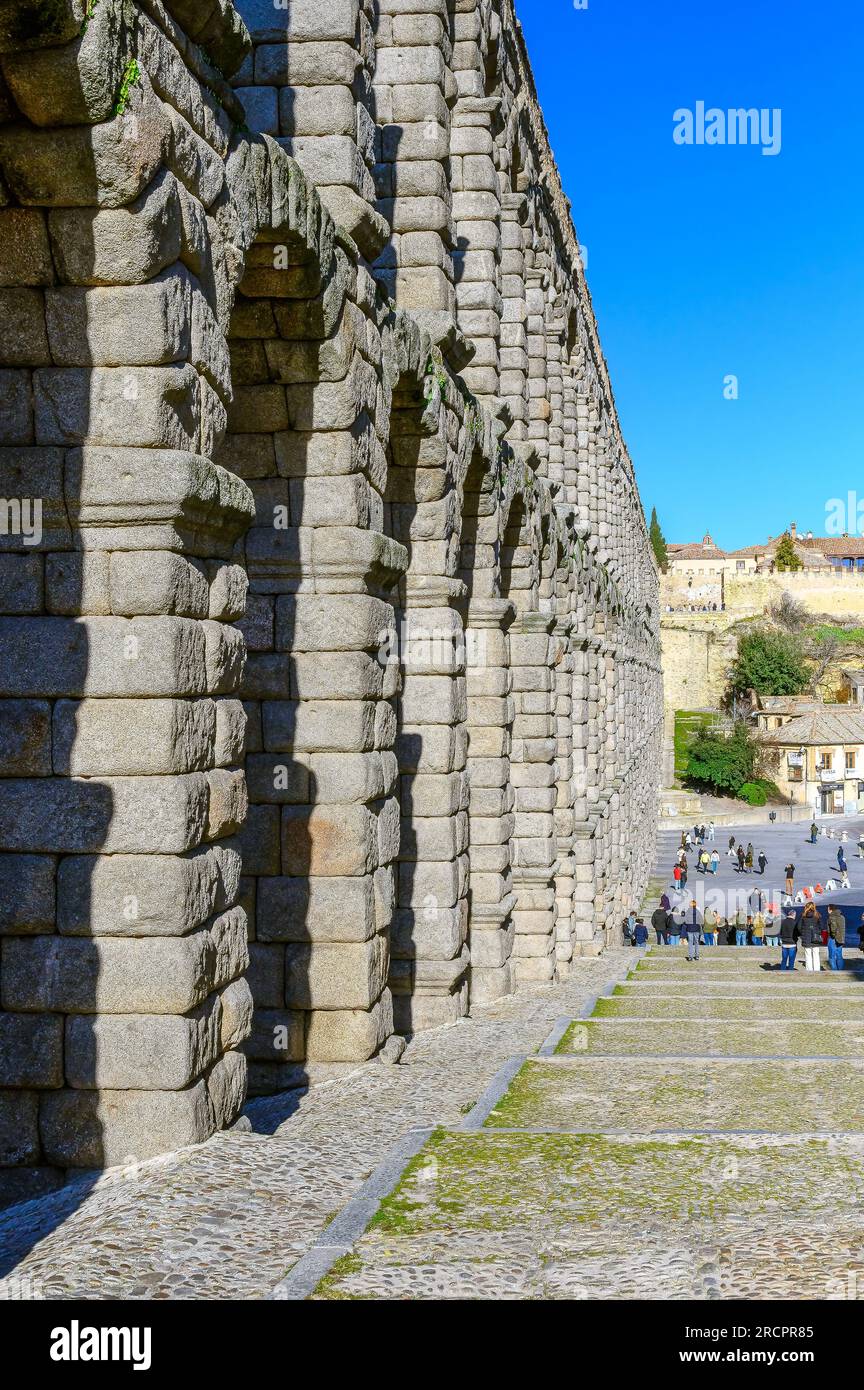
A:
<box><xmin>664</xmin><ymin>524</ymin><xmax>864</xmax><ymax>611</ymax></box>
<box><xmin>763</xmin><ymin>708</ymin><xmax>864</xmax><ymax>815</ymax></box>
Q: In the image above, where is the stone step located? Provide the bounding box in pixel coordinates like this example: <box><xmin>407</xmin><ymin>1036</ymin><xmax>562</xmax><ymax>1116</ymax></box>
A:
<box><xmin>635</xmin><ymin>957</ymin><xmax>860</xmax><ymax>975</ymax></box>
<box><xmin>597</xmin><ymin>993</ymin><xmax>864</xmax><ymax>1021</ymax></box>
<box><xmin>315</xmin><ymin>1129</ymin><xmax>864</xmax><ymax>1299</ymax></box>
<box><xmin>558</xmin><ymin>1018</ymin><xmax>864</xmax><ymax>1057</ymax></box>
<box><xmin>623</xmin><ymin>978</ymin><xmax>864</xmax><ymax>996</ymax></box>
<box><xmin>484</xmin><ymin>1057</ymin><xmax>864</xmax><ymax>1133</ymax></box>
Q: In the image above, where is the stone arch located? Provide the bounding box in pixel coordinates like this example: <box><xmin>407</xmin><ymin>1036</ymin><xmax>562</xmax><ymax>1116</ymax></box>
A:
<box><xmin>215</xmin><ymin>149</ymin><xmax>408</xmax><ymax>1087</ymax></box>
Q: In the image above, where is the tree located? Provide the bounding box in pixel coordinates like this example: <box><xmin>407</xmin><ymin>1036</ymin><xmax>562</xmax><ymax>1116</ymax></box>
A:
<box><xmin>774</xmin><ymin>532</ymin><xmax>803</xmax><ymax>572</ymax></box>
<box><xmin>806</xmin><ymin>631</ymin><xmax>840</xmax><ymax>697</ymax></box>
<box><xmin>649</xmin><ymin>507</ymin><xmax>668</xmax><ymax>573</ymax></box>
<box><xmin>770</xmin><ymin>590</ymin><xmax>807</xmax><ymax>632</ymax></box>
<box><xmin>685</xmin><ymin>722</ymin><xmax>760</xmax><ymax>796</ymax></box>
<box><xmin>726</xmin><ymin>628</ymin><xmax>810</xmax><ymax>703</ymax></box>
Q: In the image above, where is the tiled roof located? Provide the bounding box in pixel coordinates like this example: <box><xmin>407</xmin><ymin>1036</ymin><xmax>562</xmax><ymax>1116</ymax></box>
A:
<box><xmin>763</xmin><ymin>707</ymin><xmax>864</xmax><ymax>745</ymax></box>
<box><xmin>757</xmin><ymin>695</ymin><xmax>824</xmax><ymax>713</ymax></box>
<box><xmin>797</xmin><ymin>536</ymin><xmax>864</xmax><ymax>556</ymax></box>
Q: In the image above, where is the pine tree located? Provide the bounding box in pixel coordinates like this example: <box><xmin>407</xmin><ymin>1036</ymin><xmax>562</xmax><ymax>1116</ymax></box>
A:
<box><xmin>649</xmin><ymin>507</ymin><xmax>668</xmax><ymax>572</ymax></box>
<box><xmin>774</xmin><ymin>532</ymin><xmax>803</xmax><ymax>572</ymax></box>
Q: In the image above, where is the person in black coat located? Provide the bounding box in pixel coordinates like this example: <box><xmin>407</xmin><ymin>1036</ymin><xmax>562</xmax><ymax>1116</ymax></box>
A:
<box><xmin>651</xmin><ymin>904</ymin><xmax>668</xmax><ymax>944</ymax></box>
<box><xmin>779</xmin><ymin>912</ymin><xmax>800</xmax><ymax>971</ymax></box>
<box><xmin>799</xmin><ymin>906</ymin><xmax>822</xmax><ymax>972</ymax></box>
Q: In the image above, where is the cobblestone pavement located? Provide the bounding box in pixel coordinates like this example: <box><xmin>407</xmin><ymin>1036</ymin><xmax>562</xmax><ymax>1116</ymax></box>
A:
<box><xmin>0</xmin><ymin>954</ymin><xmax>631</xmax><ymax>1300</ymax></box>
<box><xmin>316</xmin><ymin>947</ymin><xmax>864</xmax><ymax>1300</ymax></box>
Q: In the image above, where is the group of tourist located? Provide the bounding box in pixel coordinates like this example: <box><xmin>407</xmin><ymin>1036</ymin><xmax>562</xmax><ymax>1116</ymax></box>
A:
<box><xmin>642</xmin><ymin>900</ymin><xmax>850</xmax><ymax>970</ymax></box>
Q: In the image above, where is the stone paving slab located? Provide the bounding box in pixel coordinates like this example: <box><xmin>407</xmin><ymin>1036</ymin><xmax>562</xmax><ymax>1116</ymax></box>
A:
<box><xmin>0</xmin><ymin>953</ymin><xmax>632</xmax><ymax>1300</ymax></box>
<box><xmin>597</xmin><ymin>994</ymin><xmax>864</xmax><ymax>1020</ymax></box>
<box><xmin>558</xmin><ymin>1018</ymin><xmax>864</xmax><ymax>1056</ymax></box>
<box><xmin>483</xmin><ymin>1058</ymin><xmax>864</xmax><ymax>1132</ymax></box>
<box><xmin>313</xmin><ymin>1130</ymin><xmax>864</xmax><ymax>1300</ymax></box>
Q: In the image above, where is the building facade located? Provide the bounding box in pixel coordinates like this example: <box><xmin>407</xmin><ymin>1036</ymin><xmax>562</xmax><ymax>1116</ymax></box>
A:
<box><xmin>763</xmin><ymin>709</ymin><xmax>864</xmax><ymax>816</ymax></box>
<box><xmin>0</xmin><ymin>0</ymin><xmax>662</xmax><ymax>1206</ymax></box>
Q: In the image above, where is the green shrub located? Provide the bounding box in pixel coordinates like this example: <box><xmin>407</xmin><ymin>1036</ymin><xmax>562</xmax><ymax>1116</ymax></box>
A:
<box><xmin>738</xmin><ymin>782</ymin><xmax>767</xmax><ymax>806</ymax></box>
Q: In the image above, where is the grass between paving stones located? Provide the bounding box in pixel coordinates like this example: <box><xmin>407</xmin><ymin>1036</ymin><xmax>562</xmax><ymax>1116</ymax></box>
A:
<box><xmin>556</xmin><ymin>1017</ymin><xmax>864</xmax><ymax>1056</ymax></box>
<box><xmin>482</xmin><ymin>1058</ymin><xmax>864</xmax><ymax>1132</ymax></box>
<box><xmin>594</xmin><ymin>995</ymin><xmax>864</xmax><ymax>1021</ymax></box>
<box><xmin>311</xmin><ymin>1130</ymin><xmax>864</xmax><ymax>1298</ymax></box>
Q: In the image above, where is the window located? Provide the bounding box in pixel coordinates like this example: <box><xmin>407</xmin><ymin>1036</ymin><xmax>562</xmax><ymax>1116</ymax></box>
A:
<box><xmin>788</xmin><ymin>765</ymin><xmax>803</xmax><ymax>782</ymax></box>
<box><xmin>847</xmin><ymin>751</ymin><xmax>857</xmax><ymax>771</ymax></box>
<box><xmin>817</xmin><ymin>750</ymin><xmax>834</xmax><ymax>771</ymax></box>
<box><xmin>736</xmin><ymin>560</ymin><xmax>745</xmax><ymax>571</ymax></box>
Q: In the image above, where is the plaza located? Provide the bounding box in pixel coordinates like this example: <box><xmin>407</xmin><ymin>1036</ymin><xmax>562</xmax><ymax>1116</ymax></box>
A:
<box><xmin>653</xmin><ymin>818</ymin><xmax>864</xmax><ymax>942</ymax></box>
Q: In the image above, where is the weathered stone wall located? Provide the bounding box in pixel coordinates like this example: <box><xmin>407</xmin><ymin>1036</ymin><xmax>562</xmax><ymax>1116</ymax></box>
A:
<box><xmin>0</xmin><ymin>0</ymin><xmax>662</xmax><ymax>1204</ymax></box>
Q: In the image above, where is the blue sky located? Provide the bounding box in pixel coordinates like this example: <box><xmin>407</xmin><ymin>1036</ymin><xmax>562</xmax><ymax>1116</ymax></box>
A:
<box><xmin>516</xmin><ymin>0</ymin><xmax>864</xmax><ymax>549</ymax></box>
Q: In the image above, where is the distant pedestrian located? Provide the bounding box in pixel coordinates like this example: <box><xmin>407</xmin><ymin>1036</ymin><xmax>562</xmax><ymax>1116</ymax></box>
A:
<box><xmin>779</xmin><ymin>912</ymin><xmax>800</xmax><ymax>970</ymax></box>
<box><xmin>710</xmin><ymin>849</ymin><xmax>720</xmax><ymax>874</ymax></box>
<box><xmin>667</xmin><ymin>911</ymin><xmax>682</xmax><ymax>947</ymax></box>
<box><xmin>634</xmin><ymin>920</ymin><xmax>649</xmax><ymax>947</ymax></box>
<box><xmin>765</xmin><ymin>914</ymin><xmax>780</xmax><ymax>947</ymax></box>
<box><xmin>651</xmin><ymin>904</ymin><xmax>668</xmax><ymax>945</ymax></box>
<box><xmin>733</xmin><ymin>908</ymin><xmax>747</xmax><ymax>947</ymax></box>
<box><xmin>708</xmin><ymin>821</ymin><xmax>716</xmax><ymax>842</ymax></box>
<box><xmin>728</xmin><ymin>835</ymin><xmax>736</xmax><ymax>853</ymax></box>
<box><xmin>810</xmin><ymin>822</ymin><xmax>818</xmax><ymax>844</ymax></box>
<box><xmin>838</xmin><ymin>847</ymin><xmax>847</xmax><ymax>874</ymax></box>
<box><xmin>785</xmin><ymin>863</ymin><xmax>795</xmax><ymax>895</ymax></box>
<box><xmin>800</xmin><ymin>905</ymin><xmax>822</xmax><ymax>972</ymax></box>
<box><xmin>757</xmin><ymin>850</ymin><xmax>767</xmax><ymax>875</ymax></box>
<box><xmin>752</xmin><ymin>912</ymin><xmax>766</xmax><ymax>946</ymax></box>
<box><xmin>699</xmin><ymin>850</ymin><xmax>710</xmax><ymax>874</ymax></box>
<box><xmin>703</xmin><ymin>908</ymin><xmax>718</xmax><ymax>946</ymax></box>
<box><xmin>672</xmin><ymin>862</ymin><xmax>682</xmax><ymax>891</ymax></box>
<box><xmin>737</xmin><ymin>844</ymin><xmax>746</xmax><ymax>873</ymax></box>
<box><xmin>680</xmin><ymin>857</ymin><xmax>688</xmax><ymax>890</ymax></box>
<box><xmin>683</xmin><ymin>901</ymin><xmax>703</xmax><ymax>961</ymax></box>
<box><xmin>828</xmin><ymin>906</ymin><xmax>846</xmax><ymax>971</ymax></box>
<box><xmin>745</xmin><ymin>843</ymin><xmax>754</xmax><ymax>873</ymax></box>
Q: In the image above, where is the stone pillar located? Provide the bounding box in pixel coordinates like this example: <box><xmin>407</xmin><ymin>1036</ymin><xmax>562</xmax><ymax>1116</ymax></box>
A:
<box><xmin>391</xmin><ymin>577</ymin><xmax>470</xmax><ymax>1031</ymax></box>
<box><xmin>371</xmin><ymin>0</ymin><xmax>461</xmax><ymax>355</ymax></box>
<box><xmin>233</xmin><ymin>0</ymin><xmax>389</xmax><ymax>260</ymax></box>
<box><xmin>509</xmin><ymin>610</ymin><xmax>558</xmax><ymax>983</ymax></box>
<box><xmin>464</xmin><ymin>597</ymin><xmax>516</xmax><ymax>1002</ymax></box>
<box><xmin>499</xmin><ymin>193</ymin><xmax>528</xmax><ymax>437</ymax></box>
<box><xmin>552</xmin><ymin>611</ymin><xmax>576</xmax><ymax>973</ymax></box>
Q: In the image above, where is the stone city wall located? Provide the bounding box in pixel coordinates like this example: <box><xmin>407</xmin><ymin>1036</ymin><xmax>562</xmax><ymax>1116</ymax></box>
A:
<box><xmin>0</xmin><ymin>0</ymin><xmax>662</xmax><ymax>1205</ymax></box>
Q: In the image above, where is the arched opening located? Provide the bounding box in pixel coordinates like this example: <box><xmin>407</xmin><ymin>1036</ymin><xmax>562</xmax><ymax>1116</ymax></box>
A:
<box><xmin>383</xmin><ymin>363</ymin><xmax>470</xmax><ymax>1034</ymax></box>
<box><xmin>459</xmin><ymin>445</ymin><xmax>516</xmax><ymax>1003</ymax></box>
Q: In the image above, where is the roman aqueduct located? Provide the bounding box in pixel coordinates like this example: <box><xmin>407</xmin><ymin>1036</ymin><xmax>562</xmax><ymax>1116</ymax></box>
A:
<box><xmin>0</xmin><ymin>0</ymin><xmax>662</xmax><ymax>1204</ymax></box>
